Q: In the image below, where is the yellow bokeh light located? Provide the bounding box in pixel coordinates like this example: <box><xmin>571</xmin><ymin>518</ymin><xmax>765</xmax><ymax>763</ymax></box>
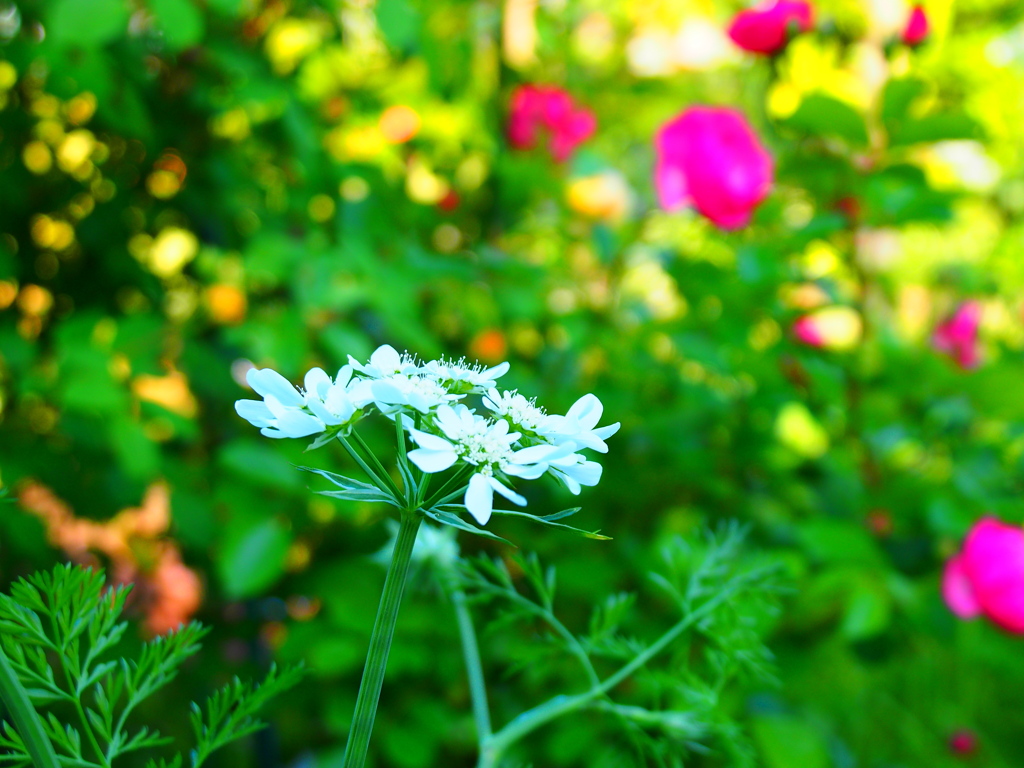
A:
<box><xmin>307</xmin><ymin>194</ymin><xmax>336</xmax><ymax>222</ymax></box>
<box><xmin>406</xmin><ymin>159</ymin><xmax>449</xmax><ymax>205</ymax></box>
<box><xmin>210</xmin><ymin>108</ymin><xmax>251</xmax><ymax>142</ymax></box>
<box><xmin>146</xmin><ymin>228</ymin><xmax>199</xmax><ymax>278</ymax></box>
<box><xmin>326</xmin><ymin>125</ymin><xmax>386</xmax><ymax>163</ymax></box>
<box><xmin>22</xmin><ymin>141</ymin><xmax>52</xmax><ymax>174</ymax></box>
<box><xmin>775</xmin><ymin>402</ymin><xmax>829</xmax><ymax>459</ymax></box>
<box><xmin>0</xmin><ymin>61</ymin><xmax>16</xmax><ymax>90</ymax></box>
<box><xmin>379</xmin><ymin>105</ymin><xmax>421</xmax><ymax>144</ymax></box>
<box><xmin>340</xmin><ymin>176</ymin><xmax>370</xmax><ymax>202</ymax></box>
<box><xmin>30</xmin><ymin>215</ymin><xmax>74</xmax><ymax>250</ymax></box>
<box><xmin>132</xmin><ymin>371</ymin><xmax>198</xmax><ymax>418</ymax></box>
<box><xmin>16</xmin><ymin>284</ymin><xmax>53</xmax><ymax>316</ymax></box>
<box><xmin>265</xmin><ymin>18</ymin><xmax>325</xmax><ymax>74</ymax></box>
<box><xmin>455</xmin><ymin>154</ymin><xmax>488</xmax><ymax>191</ymax></box>
<box><xmin>57</xmin><ymin>130</ymin><xmax>96</xmax><ymax>174</ymax></box>
<box><xmin>0</xmin><ymin>280</ymin><xmax>18</xmax><ymax>310</ymax></box>
<box><xmin>146</xmin><ymin>170</ymin><xmax>182</xmax><ymax>199</ymax></box>
<box><xmin>31</xmin><ymin>94</ymin><xmax>60</xmax><ymax>119</ymax></box>
<box><xmin>65</xmin><ymin>92</ymin><xmax>97</xmax><ymax>125</ymax></box>
<box><xmin>566</xmin><ymin>173</ymin><xmax>631</xmax><ymax>222</ymax></box>
<box><xmin>204</xmin><ymin>284</ymin><xmax>247</xmax><ymax>325</ymax></box>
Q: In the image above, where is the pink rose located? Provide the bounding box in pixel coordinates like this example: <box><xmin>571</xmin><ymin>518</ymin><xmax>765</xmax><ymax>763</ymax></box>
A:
<box><xmin>932</xmin><ymin>301</ymin><xmax>981</xmax><ymax>369</ymax></box>
<box><xmin>727</xmin><ymin>0</ymin><xmax>814</xmax><ymax>55</ymax></box>
<box><xmin>943</xmin><ymin>517</ymin><xmax>1024</xmax><ymax>634</ymax></box>
<box><xmin>654</xmin><ymin>106</ymin><xmax>773</xmax><ymax>229</ymax></box>
<box><xmin>902</xmin><ymin>5</ymin><xmax>929</xmax><ymax>47</ymax></box>
<box><xmin>507</xmin><ymin>85</ymin><xmax>597</xmax><ymax>162</ymax></box>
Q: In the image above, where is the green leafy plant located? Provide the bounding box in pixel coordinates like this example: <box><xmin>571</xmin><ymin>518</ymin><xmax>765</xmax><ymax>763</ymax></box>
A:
<box><xmin>0</xmin><ymin>564</ymin><xmax>301</xmax><ymax>768</ymax></box>
<box><xmin>424</xmin><ymin>523</ymin><xmax>782</xmax><ymax>768</ymax></box>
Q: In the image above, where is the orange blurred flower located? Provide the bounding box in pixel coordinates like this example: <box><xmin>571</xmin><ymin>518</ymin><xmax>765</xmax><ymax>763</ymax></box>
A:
<box><xmin>18</xmin><ymin>481</ymin><xmax>202</xmax><ymax>636</ymax></box>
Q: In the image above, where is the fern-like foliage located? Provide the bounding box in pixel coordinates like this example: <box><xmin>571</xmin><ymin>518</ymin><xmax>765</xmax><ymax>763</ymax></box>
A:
<box><xmin>0</xmin><ymin>564</ymin><xmax>301</xmax><ymax>768</ymax></box>
<box><xmin>458</xmin><ymin>523</ymin><xmax>781</xmax><ymax>768</ymax></box>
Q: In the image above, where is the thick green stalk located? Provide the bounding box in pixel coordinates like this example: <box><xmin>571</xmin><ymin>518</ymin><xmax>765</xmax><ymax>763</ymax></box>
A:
<box><xmin>343</xmin><ymin>512</ymin><xmax>423</xmax><ymax>768</ymax></box>
<box><xmin>449</xmin><ymin>583</ymin><xmax>491</xmax><ymax>743</ymax></box>
<box><xmin>0</xmin><ymin>645</ymin><xmax>60</xmax><ymax>768</ymax></box>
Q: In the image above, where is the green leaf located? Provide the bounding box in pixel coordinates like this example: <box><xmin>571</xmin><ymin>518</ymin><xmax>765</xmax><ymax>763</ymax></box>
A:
<box><xmin>149</xmin><ymin>0</ymin><xmax>205</xmax><ymax>51</ymax></box>
<box><xmin>489</xmin><ymin>507</ymin><xmax>611</xmax><ymax>540</ymax></box>
<box><xmin>47</xmin><ymin>0</ymin><xmax>130</xmax><ymax>47</ymax></box>
<box><xmin>840</xmin><ymin>579</ymin><xmax>891</xmax><ymax>640</ymax></box>
<box><xmin>752</xmin><ymin>714</ymin><xmax>829</xmax><ymax>768</ymax></box>
<box><xmin>297</xmin><ymin>466</ymin><xmax>399</xmax><ymax>506</ymax></box>
<box><xmin>422</xmin><ymin>507</ymin><xmax>513</xmax><ymax>546</ymax></box>
<box><xmin>376</xmin><ymin>0</ymin><xmax>420</xmax><ymax>51</ymax></box>
<box><xmin>889</xmin><ymin>113</ymin><xmax>982</xmax><ymax>146</ymax></box>
<box><xmin>880</xmin><ymin>76</ymin><xmax>929</xmax><ymax>124</ymax></box>
<box><xmin>217</xmin><ymin>518</ymin><xmax>292</xmax><ymax>598</ymax></box>
<box><xmin>783</xmin><ymin>93</ymin><xmax>869</xmax><ymax>147</ymax></box>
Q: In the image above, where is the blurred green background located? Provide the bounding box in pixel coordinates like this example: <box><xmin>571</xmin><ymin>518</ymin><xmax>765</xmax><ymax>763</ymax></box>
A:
<box><xmin>2</xmin><ymin>0</ymin><xmax>1024</xmax><ymax>765</ymax></box>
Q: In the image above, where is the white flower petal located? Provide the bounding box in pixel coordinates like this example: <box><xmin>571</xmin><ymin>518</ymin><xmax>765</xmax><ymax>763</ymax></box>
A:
<box><xmin>304</xmin><ymin>368</ymin><xmax>332</xmax><ymax>400</ymax></box>
<box><xmin>408</xmin><ymin>448</ymin><xmax>458</xmax><ymax>473</ymax></box>
<box><xmin>235</xmin><ymin>399</ymin><xmax>274</xmax><ymax>428</ymax></box>
<box><xmin>482</xmin><ymin>361</ymin><xmax>510</xmax><ymax>380</ymax></box>
<box><xmin>307</xmin><ymin>396</ymin><xmax>343</xmax><ymax>426</ymax></box>
<box><xmin>324</xmin><ymin>387</ymin><xmax>357</xmax><ymax>422</ymax></box>
<box><xmin>489</xmin><ymin>476</ymin><xmax>526</xmax><ymax>506</ymax></box>
<box><xmin>504</xmin><ymin>463</ymin><xmax>547</xmax><ymax>480</ymax></box>
<box><xmin>369</xmin><ymin>344</ymin><xmax>401</xmax><ymax>374</ymax></box>
<box><xmin>465</xmin><ymin>473</ymin><xmax>494</xmax><ymax>525</ymax></box>
<box><xmin>410</xmin><ymin>429</ymin><xmax>455</xmax><ymax>452</ymax></box>
<box><xmin>566</xmin><ymin>394</ymin><xmax>603</xmax><ymax>429</ymax></box>
<box><xmin>247</xmin><ymin>368</ymin><xmax>304</xmax><ymax>407</ymax></box>
<box><xmin>275</xmin><ymin>409</ymin><xmax>326</xmax><ymax>438</ymax></box>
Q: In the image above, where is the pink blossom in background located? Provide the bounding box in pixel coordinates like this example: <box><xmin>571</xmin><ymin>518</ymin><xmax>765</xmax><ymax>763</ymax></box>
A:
<box><xmin>791</xmin><ymin>306</ymin><xmax>863</xmax><ymax>351</ymax></box>
<box><xmin>727</xmin><ymin>0</ymin><xmax>814</xmax><ymax>55</ymax></box>
<box><xmin>942</xmin><ymin>517</ymin><xmax>1024</xmax><ymax>634</ymax></box>
<box><xmin>654</xmin><ymin>106</ymin><xmax>773</xmax><ymax>229</ymax></box>
<box><xmin>507</xmin><ymin>85</ymin><xmax>597</xmax><ymax>162</ymax></box>
<box><xmin>902</xmin><ymin>5</ymin><xmax>930</xmax><ymax>47</ymax></box>
<box><xmin>932</xmin><ymin>301</ymin><xmax>982</xmax><ymax>369</ymax></box>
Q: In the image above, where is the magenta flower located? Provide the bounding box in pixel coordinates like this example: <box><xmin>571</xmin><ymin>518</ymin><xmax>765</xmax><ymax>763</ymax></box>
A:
<box><xmin>507</xmin><ymin>85</ymin><xmax>597</xmax><ymax>162</ymax></box>
<box><xmin>727</xmin><ymin>0</ymin><xmax>814</xmax><ymax>56</ymax></box>
<box><xmin>932</xmin><ymin>301</ymin><xmax>981</xmax><ymax>369</ymax></box>
<box><xmin>902</xmin><ymin>5</ymin><xmax>929</xmax><ymax>47</ymax></box>
<box><xmin>942</xmin><ymin>517</ymin><xmax>1024</xmax><ymax>634</ymax></box>
<box><xmin>654</xmin><ymin>106</ymin><xmax>773</xmax><ymax>230</ymax></box>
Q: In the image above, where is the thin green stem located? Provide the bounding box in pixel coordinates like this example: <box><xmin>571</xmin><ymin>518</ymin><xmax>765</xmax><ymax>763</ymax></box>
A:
<box><xmin>423</xmin><ymin>465</ymin><xmax>473</xmax><ymax>510</ymax></box>
<box><xmin>350</xmin><ymin>431</ymin><xmax>403</xmax><ymax>498</ymax></box>
<box><xmin>343</xmin><ymin>512</ymin><xmax>423</xmax><ymax>768</ymax></box>
<box><xmin>0</xmin><ymin>645</ymin><xmax>60</xmax><ymax>768</ymax></box>
<box><xmin>448</xmin><ymin>582</ymin><xmax>491</xmax><ymax>743</ymax></box>
<box><xmin>337</xmin><ymin>436</ymin><xmax>400</xmax><ymax>500</ymax></box>
<box><xmin>478</xmin><ymin>570</ymin><xmax>765</xmax><ymax>766</ymax></box>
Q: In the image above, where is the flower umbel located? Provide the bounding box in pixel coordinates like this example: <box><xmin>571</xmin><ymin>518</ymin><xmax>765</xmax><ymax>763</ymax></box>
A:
<box><xmin>234</xmin><ymin>344</ymin><xmax>618</xmax><ymax>528</ymax></box>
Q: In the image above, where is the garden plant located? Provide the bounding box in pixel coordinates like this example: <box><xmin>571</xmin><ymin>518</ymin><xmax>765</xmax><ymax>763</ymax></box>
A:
<box><xmin>2</xmin><ymin>0</ymin><xmax>1024</xmax><ymax>766</ymax></box>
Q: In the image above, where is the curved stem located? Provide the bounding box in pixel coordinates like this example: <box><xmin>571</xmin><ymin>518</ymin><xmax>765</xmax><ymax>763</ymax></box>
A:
<box><xmin>0</xmin><ymin>644</ymin><xmax>61</xmax><ymax>768</ymax></box>
<box><xmin>343</xmin><ymin>512</ymin><xmax>423</xmax><ymax>768</ymax></box>
<box><xmin>478</xmin><ymin>569</ymin><xmax>765</xmax><ymax>764</ymax></box>
<box><xmin>448</xmin><ymin>582</ymin><xmax>491</xmax><ymax>743</ymax></box>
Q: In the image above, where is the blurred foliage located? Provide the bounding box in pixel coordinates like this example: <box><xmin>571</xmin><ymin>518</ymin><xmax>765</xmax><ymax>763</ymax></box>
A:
<box><xmin>2</xmin><ymin>0</ymin><xmax>1024</xmax><ymax>765</ymax></box>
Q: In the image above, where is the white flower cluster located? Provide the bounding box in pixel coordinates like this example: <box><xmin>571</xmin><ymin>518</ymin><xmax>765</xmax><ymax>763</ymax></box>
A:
<box><xmin>235</xmin><ymin>344</ymin><xmax>619</xmax><ymax>525</ymax></box>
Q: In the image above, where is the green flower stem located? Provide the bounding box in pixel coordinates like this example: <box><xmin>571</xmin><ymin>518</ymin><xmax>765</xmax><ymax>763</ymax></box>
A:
<box><xmin>0</xmin><ymin>644</ymin><xmax>60</xmax><ymax>768</ymax></box>
<box><xmin>343</xmin><ymin>511</ymin><xmax>423</xmax><ymax>768</ymax></box>
<box><xmin>337</xmin><ymin>435</ymin><xmax>401</xmax><ymax>500</ymax></box>
<box><xmin>476</xmin><ymin>574</ymin><xmax>754</xmax><ymax>768</ymax></box>
<box><xmin>448</xmin><ymin>581</ymin><xmax>491</xmax><ymax>743</ymax></box>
